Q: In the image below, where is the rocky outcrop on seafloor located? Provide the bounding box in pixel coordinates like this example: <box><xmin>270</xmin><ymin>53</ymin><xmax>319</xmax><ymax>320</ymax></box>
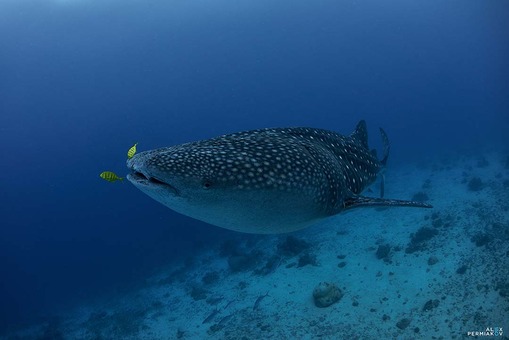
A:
<box><xmin>312</xmin><ymin>282</ymin><xmax>343</xmax><ymax>308</ymax></box>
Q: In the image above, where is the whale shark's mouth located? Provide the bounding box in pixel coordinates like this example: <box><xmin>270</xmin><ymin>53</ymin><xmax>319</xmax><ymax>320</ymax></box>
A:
<box><xmin>130</xmin><ymin>171</ymin><xmax>166</xmax><ymax>185</ymax></box>
<box><xmin>127</xmin><ymin>171</ymin><xmax>179</xmax><ymax>195</ymax></box>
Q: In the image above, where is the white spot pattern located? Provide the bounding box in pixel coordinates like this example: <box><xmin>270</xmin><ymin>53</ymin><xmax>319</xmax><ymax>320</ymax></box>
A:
<box><xmin>130</xmin><ymin>125</ymin><xmax>383</xmax><ymax>215</ymax></box>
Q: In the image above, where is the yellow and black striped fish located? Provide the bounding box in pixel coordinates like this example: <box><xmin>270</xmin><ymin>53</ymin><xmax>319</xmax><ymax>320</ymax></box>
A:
<box><xmin>127</xmin><ymin>142</ymin><xmax>138</xmax><ymax>159</ymax></box>
<box><xmin>100</xmin><ymin>171</ymin><xmax>123</xmax><ymax>182</ymax></box>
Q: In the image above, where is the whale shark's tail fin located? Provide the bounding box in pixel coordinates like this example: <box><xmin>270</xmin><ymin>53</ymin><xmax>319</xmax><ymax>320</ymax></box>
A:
<box><xmin>350</xmin><ymin>121</ymin><xmax>390</xmax><ymax>167</ymax></box>
<box><xmin>351</xmin><ymin>121</ymin><xmax>390</xmax><ymax>198</ymax></box>
<box><xmin>350</xmin><ymin>120</ymin><xmax>369</xmax><ymax>149</ymax></box>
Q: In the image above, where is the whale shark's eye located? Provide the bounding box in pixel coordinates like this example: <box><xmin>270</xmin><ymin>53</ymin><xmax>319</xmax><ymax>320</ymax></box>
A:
<box><xmin>203</xmin><ymin>180</ymin><xmax>213</xmax><ymax>189</ymax></box>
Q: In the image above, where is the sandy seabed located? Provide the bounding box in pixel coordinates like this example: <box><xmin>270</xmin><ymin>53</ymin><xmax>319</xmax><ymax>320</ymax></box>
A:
<box><xmin>7</xmin><ymin>151</ymin><xmax>509</xmax><ymax>340</ymax></box>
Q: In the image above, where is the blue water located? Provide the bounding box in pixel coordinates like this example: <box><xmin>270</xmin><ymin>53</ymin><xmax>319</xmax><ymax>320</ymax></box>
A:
<box><xmin>0</xmin><ymin>0</ymin><xmax>507</xmax><ymax>333</ymax></box>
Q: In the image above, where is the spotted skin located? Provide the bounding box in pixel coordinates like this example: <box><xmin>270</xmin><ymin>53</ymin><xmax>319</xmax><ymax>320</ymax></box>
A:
<box><xmin>127</xmin><ymin>120</ymin><xmax>431</xmax><ymax>234</ymax></box>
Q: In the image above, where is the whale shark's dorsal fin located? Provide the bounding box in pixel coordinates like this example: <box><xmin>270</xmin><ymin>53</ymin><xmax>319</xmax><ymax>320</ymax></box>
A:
<box><xmin>350</xmin><ymin>120</ymin><xmax>369</xmax><ymax>149</ymax></box>
<box><xmin>344</xmin><ymin>196</ymin><xmax>432</xmax><ymax>209</ymax></box>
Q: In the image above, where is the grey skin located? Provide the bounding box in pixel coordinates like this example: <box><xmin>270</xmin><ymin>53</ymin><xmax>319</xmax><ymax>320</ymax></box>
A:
<box><xmin>127</xmin><ymin>120</ymin><xmax>431</xmax><ymax>234</ymax></box>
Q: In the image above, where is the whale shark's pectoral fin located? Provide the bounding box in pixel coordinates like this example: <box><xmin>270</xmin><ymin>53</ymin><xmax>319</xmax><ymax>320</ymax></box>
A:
<box><xmin>344</xmin><ymin>196</ymin><xmax>433</xmax><ymax>209</ymax></box>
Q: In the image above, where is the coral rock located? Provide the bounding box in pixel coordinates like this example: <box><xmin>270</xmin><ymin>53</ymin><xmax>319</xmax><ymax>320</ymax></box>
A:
<box><xmin>312</xmin><ymin>282</ymin><xmax>343</xmax><ymax>308</ymax></box>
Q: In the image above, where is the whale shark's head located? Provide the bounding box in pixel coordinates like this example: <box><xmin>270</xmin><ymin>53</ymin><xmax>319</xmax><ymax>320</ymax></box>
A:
<box><xmin>126</xmin><ymin>132</ymin><xmax>328</xmax><ymax>234</ymax></box>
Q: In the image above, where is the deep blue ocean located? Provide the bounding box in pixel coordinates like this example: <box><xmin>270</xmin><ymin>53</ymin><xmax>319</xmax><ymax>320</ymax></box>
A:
<box><xmin>0</xmin><ymin>0</ymin><xmax>508</xmax><ymax>334</ymax></box>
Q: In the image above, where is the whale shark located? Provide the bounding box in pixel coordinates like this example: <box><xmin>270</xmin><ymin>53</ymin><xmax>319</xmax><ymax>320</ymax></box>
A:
<box><xmin>127</xmin><ymin>120</ymin><xmax>431</xmax><ymax>234</ymax></box>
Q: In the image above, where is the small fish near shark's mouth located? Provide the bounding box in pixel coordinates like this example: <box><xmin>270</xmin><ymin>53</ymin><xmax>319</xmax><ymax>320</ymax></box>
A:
<box><xmin>127</xmin><ymin>171</ymin><xmax>179</xmax><ymax>195</ymax></box>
